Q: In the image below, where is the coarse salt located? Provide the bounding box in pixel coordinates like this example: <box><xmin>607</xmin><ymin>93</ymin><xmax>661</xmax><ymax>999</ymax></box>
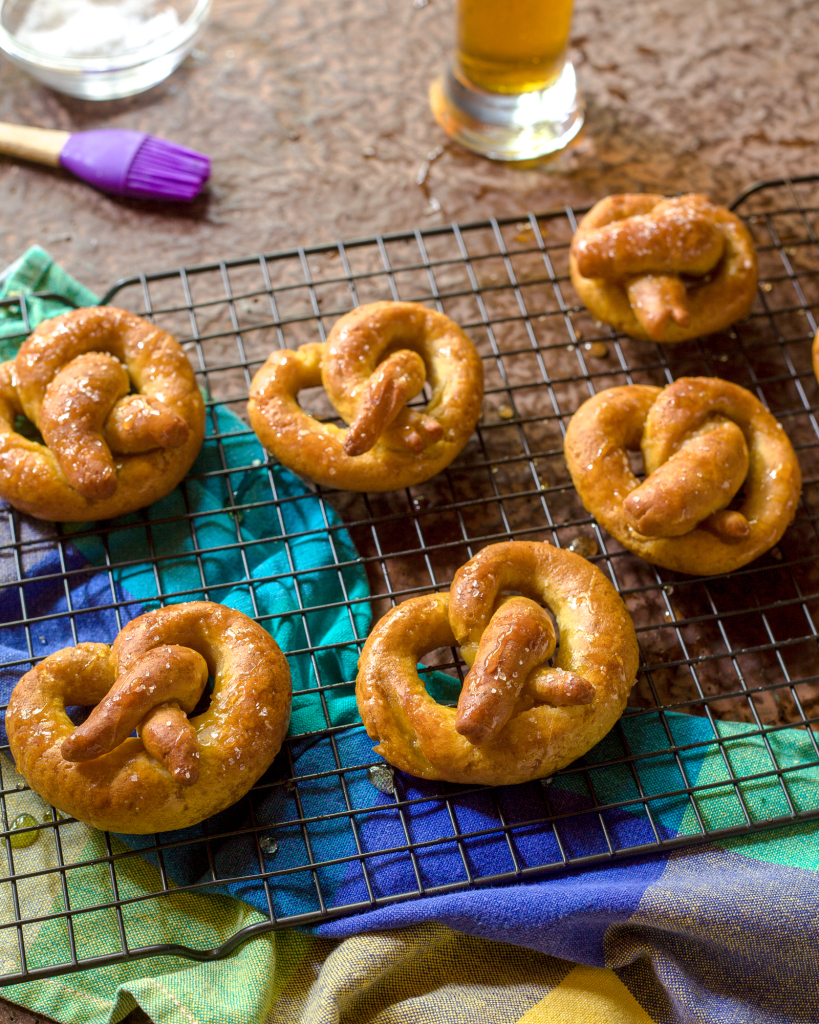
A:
<box><xmin>14</xmin><ymin>0</ymin><xmax>182</xmax><ymax>60</ymax></box>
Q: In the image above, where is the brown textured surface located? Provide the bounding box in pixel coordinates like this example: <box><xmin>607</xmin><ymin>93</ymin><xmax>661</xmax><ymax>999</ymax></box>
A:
<box><xmin>0</xmin><ymin>0</ymin><xmax>816</xmax><ymax>292</ymax></box>
<box><xmin>0</xmin><ymin>0</ymin><xmax>814</xmax><ymax>1019</ymax></box>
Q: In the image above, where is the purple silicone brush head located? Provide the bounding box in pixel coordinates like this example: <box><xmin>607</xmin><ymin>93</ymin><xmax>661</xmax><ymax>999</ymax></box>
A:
<box><xmin>58</xmin><ymin>129</ymin><xmax>210</xmax><ymax>201</ymax></box>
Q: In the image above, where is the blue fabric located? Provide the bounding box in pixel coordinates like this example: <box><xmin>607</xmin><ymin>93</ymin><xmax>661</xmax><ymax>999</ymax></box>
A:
<box><xmin>304</xmin><ymin>717</ymin><xmax>819</xmax><ymax>1024</ymax></box>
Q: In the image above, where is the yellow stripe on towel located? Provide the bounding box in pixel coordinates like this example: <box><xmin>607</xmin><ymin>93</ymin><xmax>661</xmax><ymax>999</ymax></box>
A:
<box><xmin>517</xmin><ymin>964</ymin><xmax>655</xmax><ymax>1024</ymax></box>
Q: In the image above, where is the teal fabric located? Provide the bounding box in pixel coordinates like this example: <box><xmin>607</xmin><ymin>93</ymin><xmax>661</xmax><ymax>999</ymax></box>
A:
<box><xmin>0</xmin><ymin>244</ymin><xmax>98</xmax><ymax>353</ymax></box>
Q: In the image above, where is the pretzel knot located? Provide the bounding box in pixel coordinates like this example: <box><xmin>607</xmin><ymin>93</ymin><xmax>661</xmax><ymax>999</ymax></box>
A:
<box><xmin>0</xmin><ymin>306</ymin><xmax>205</xmax><ymax>521</ymax></box>
<box><xmin>6</xmin><ymin>602</ymin><xmax>292</xmax><ymax>834</ymax></box>
<box><xmin>569</xmin><ymin>193</ymin><xmax>758</xmax><ymax>343</ymax></box>
<box><xmin>356</xmin><ymin>541</ymin><xmax>639</xmax><ymax>786</ymax></box>
<box><xmin>564</xmin><ymin>378</ymin><xmax>802</xmax><ymax>576</ymax></box>
<box><xmin>247</xmin><ymin>301</ymin><xmax>484</xmax><ymax>491</ymax></box>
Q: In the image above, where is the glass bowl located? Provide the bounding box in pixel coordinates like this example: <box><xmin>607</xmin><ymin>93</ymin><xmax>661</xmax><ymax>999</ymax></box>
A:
<box><xmin>0</xmin><ymin>0</ymin><xmax>212</xmax><ymax>100</ymax></box>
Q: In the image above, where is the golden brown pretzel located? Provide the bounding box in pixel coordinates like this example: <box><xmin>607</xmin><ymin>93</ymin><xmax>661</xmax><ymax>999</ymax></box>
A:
<box><xmin>356</xmin><ymin>541</ymin><xmax>639</xmax><ymax>786</ymax></box>
<box><xmin>564</xmin><ymin>378</ymin><xmax>801</xmax><ymax>575</ymax></box>
<box><xmin>812</xmin><ymin>327</ymin><xmax>819</xmax><ymax>388</ymax></box>
<box><xmin>569</xmin><ymin>194</ymin><xmax>758</xmax><ymax>343</ymax></box>
<box><xmin>6</xmin><ymin>601</ymin><xmax>291</xmax><ymax>833</ymax></box>
<box><xmin>0</xmin><ymin>306</ymin><xmax>206</xmax><ymax>521</ymax></box>
<box><xmin>247</xmin><ymin>301</ymin><xmax>484</xmax><ymax>491</ymax></box>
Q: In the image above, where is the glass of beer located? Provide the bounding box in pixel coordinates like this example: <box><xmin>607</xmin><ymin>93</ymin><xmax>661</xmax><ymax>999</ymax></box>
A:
<box><xmin>430</xmin><ymin>0</ymin><xmax>584</xmax><ymax>161</ymax></box>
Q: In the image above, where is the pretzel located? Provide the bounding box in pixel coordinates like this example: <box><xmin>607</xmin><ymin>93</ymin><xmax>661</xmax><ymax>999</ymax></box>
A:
<box><xmin>0</xmin><ymin>306</ymin><xmax>206</xmax><ymax>521</ymax></box>
<box><xmin>564</xmin><ymin>378</ymin><xmax>801</xmax><ymax>575</ymax></box>
<box><xmin>812</xmin><ymin>327</ymin><xmax>819</xmax><ymax>388</ymax></box>
<box><xmin>356</xmin><ymin>541</ymin><xmax>639</xmax><ymax>786</ymax></box>
<box><xmin>569</xmin><ymin>194</ymin><xmax>758</xmax><ymax>343</ymax></box>
<box><xmin>5</xmin><ymin>601</ymin><xmax>291</xmax><ymax>834</ymax></box>
<box><xmin>247</xmin><ymin>301</ymin><xmax>484</xmax><ymax>491</ymax></box>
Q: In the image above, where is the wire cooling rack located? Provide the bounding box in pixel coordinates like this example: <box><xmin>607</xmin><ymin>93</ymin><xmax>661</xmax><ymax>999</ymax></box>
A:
<box><xmin>0</xmin><ymin>175</ymin><xmax>818</xmax><ymax>984</ymax></box>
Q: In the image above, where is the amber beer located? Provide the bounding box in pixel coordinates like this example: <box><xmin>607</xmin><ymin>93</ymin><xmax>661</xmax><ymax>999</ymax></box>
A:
<box><xmin>431</xmin><ymin>0</ymin><xmax>584</xmax><ymax>159</ymax></box>
<box><xmin>456</xmin><ymin>0</ymin><xmax>574</xmax><ymax>94</ymax></box>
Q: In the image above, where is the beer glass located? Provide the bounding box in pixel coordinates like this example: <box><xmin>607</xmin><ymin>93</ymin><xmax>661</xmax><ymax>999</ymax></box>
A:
<box><xmin>430</xmin><ymin>0</ymin><xmax>584</xmax><ymax>161</ymax></box>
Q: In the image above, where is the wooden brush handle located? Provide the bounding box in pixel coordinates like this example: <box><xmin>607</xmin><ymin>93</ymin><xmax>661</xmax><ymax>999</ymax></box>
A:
<box><xmin>0</xmin><ymin>122</ymin><xmax>71</xmax><ymax>167</ymax></box>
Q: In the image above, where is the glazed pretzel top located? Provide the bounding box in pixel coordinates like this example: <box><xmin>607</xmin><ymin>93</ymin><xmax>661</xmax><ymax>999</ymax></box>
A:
<box><xmin>569</xmin><ymin>194</ymin><xmax>758</xmax><ymax>343</ymax></box>
<box><xmin>247</xmin><ymin>301</ymin><xmax>484</xmax><ymax>492</ymax></box>
<box><xmin>6</xmin><ymin>602</ymin><xmax>291</xmax><ymax>834</ymax></box>
<box><xmin>356</xmin><ymin>541</ymin><xmax>639</xmax><ymax>786</ymax></box>
<box><xmin>564</xmin><ymin>378</ymin><xmax>802</xmax><ymax>575</ymax></box>
<box><xmin>0</xmin><ymin>306</ymin><xmax>205</xmax><ymax>521</ymax></box>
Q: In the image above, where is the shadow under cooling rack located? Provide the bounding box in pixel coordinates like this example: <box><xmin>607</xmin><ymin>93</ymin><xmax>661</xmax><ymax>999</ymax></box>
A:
<box><xmin>0</xmin><ymin>175</ymin><xmax>818</xmax><ymax>984</ymax></box>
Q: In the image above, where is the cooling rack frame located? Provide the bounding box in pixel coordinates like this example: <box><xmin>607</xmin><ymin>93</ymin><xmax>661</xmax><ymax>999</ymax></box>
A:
<box><xmin>0</xmin><ymin>175</ymin><xmax>817</xmax><ymax>985</ymax></box>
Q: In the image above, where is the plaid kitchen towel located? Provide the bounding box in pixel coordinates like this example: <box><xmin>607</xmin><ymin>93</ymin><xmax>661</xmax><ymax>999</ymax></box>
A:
<box><xmin>290</xmin><ymin>715</ymin><xmax>819</xmax><ymax>1024</ymax></box>
<box><xmin>0</xmin><ymin>249</ymin><xmax>818</xmax><ymax>1024</ymax></box>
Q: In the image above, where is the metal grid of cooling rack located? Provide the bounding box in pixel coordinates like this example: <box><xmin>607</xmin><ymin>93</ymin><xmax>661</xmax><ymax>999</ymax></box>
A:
<box><xmin>0</xmin><ymin>175</ymin><xmax>818</xmax><ymax>984</ymax></box>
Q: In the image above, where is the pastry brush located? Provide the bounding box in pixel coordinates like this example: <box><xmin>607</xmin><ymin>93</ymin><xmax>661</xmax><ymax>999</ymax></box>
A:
<box><xmin>0</xmin><ymin>122</ymin><xmax>210</xmax><ymax>201</ymax></box>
